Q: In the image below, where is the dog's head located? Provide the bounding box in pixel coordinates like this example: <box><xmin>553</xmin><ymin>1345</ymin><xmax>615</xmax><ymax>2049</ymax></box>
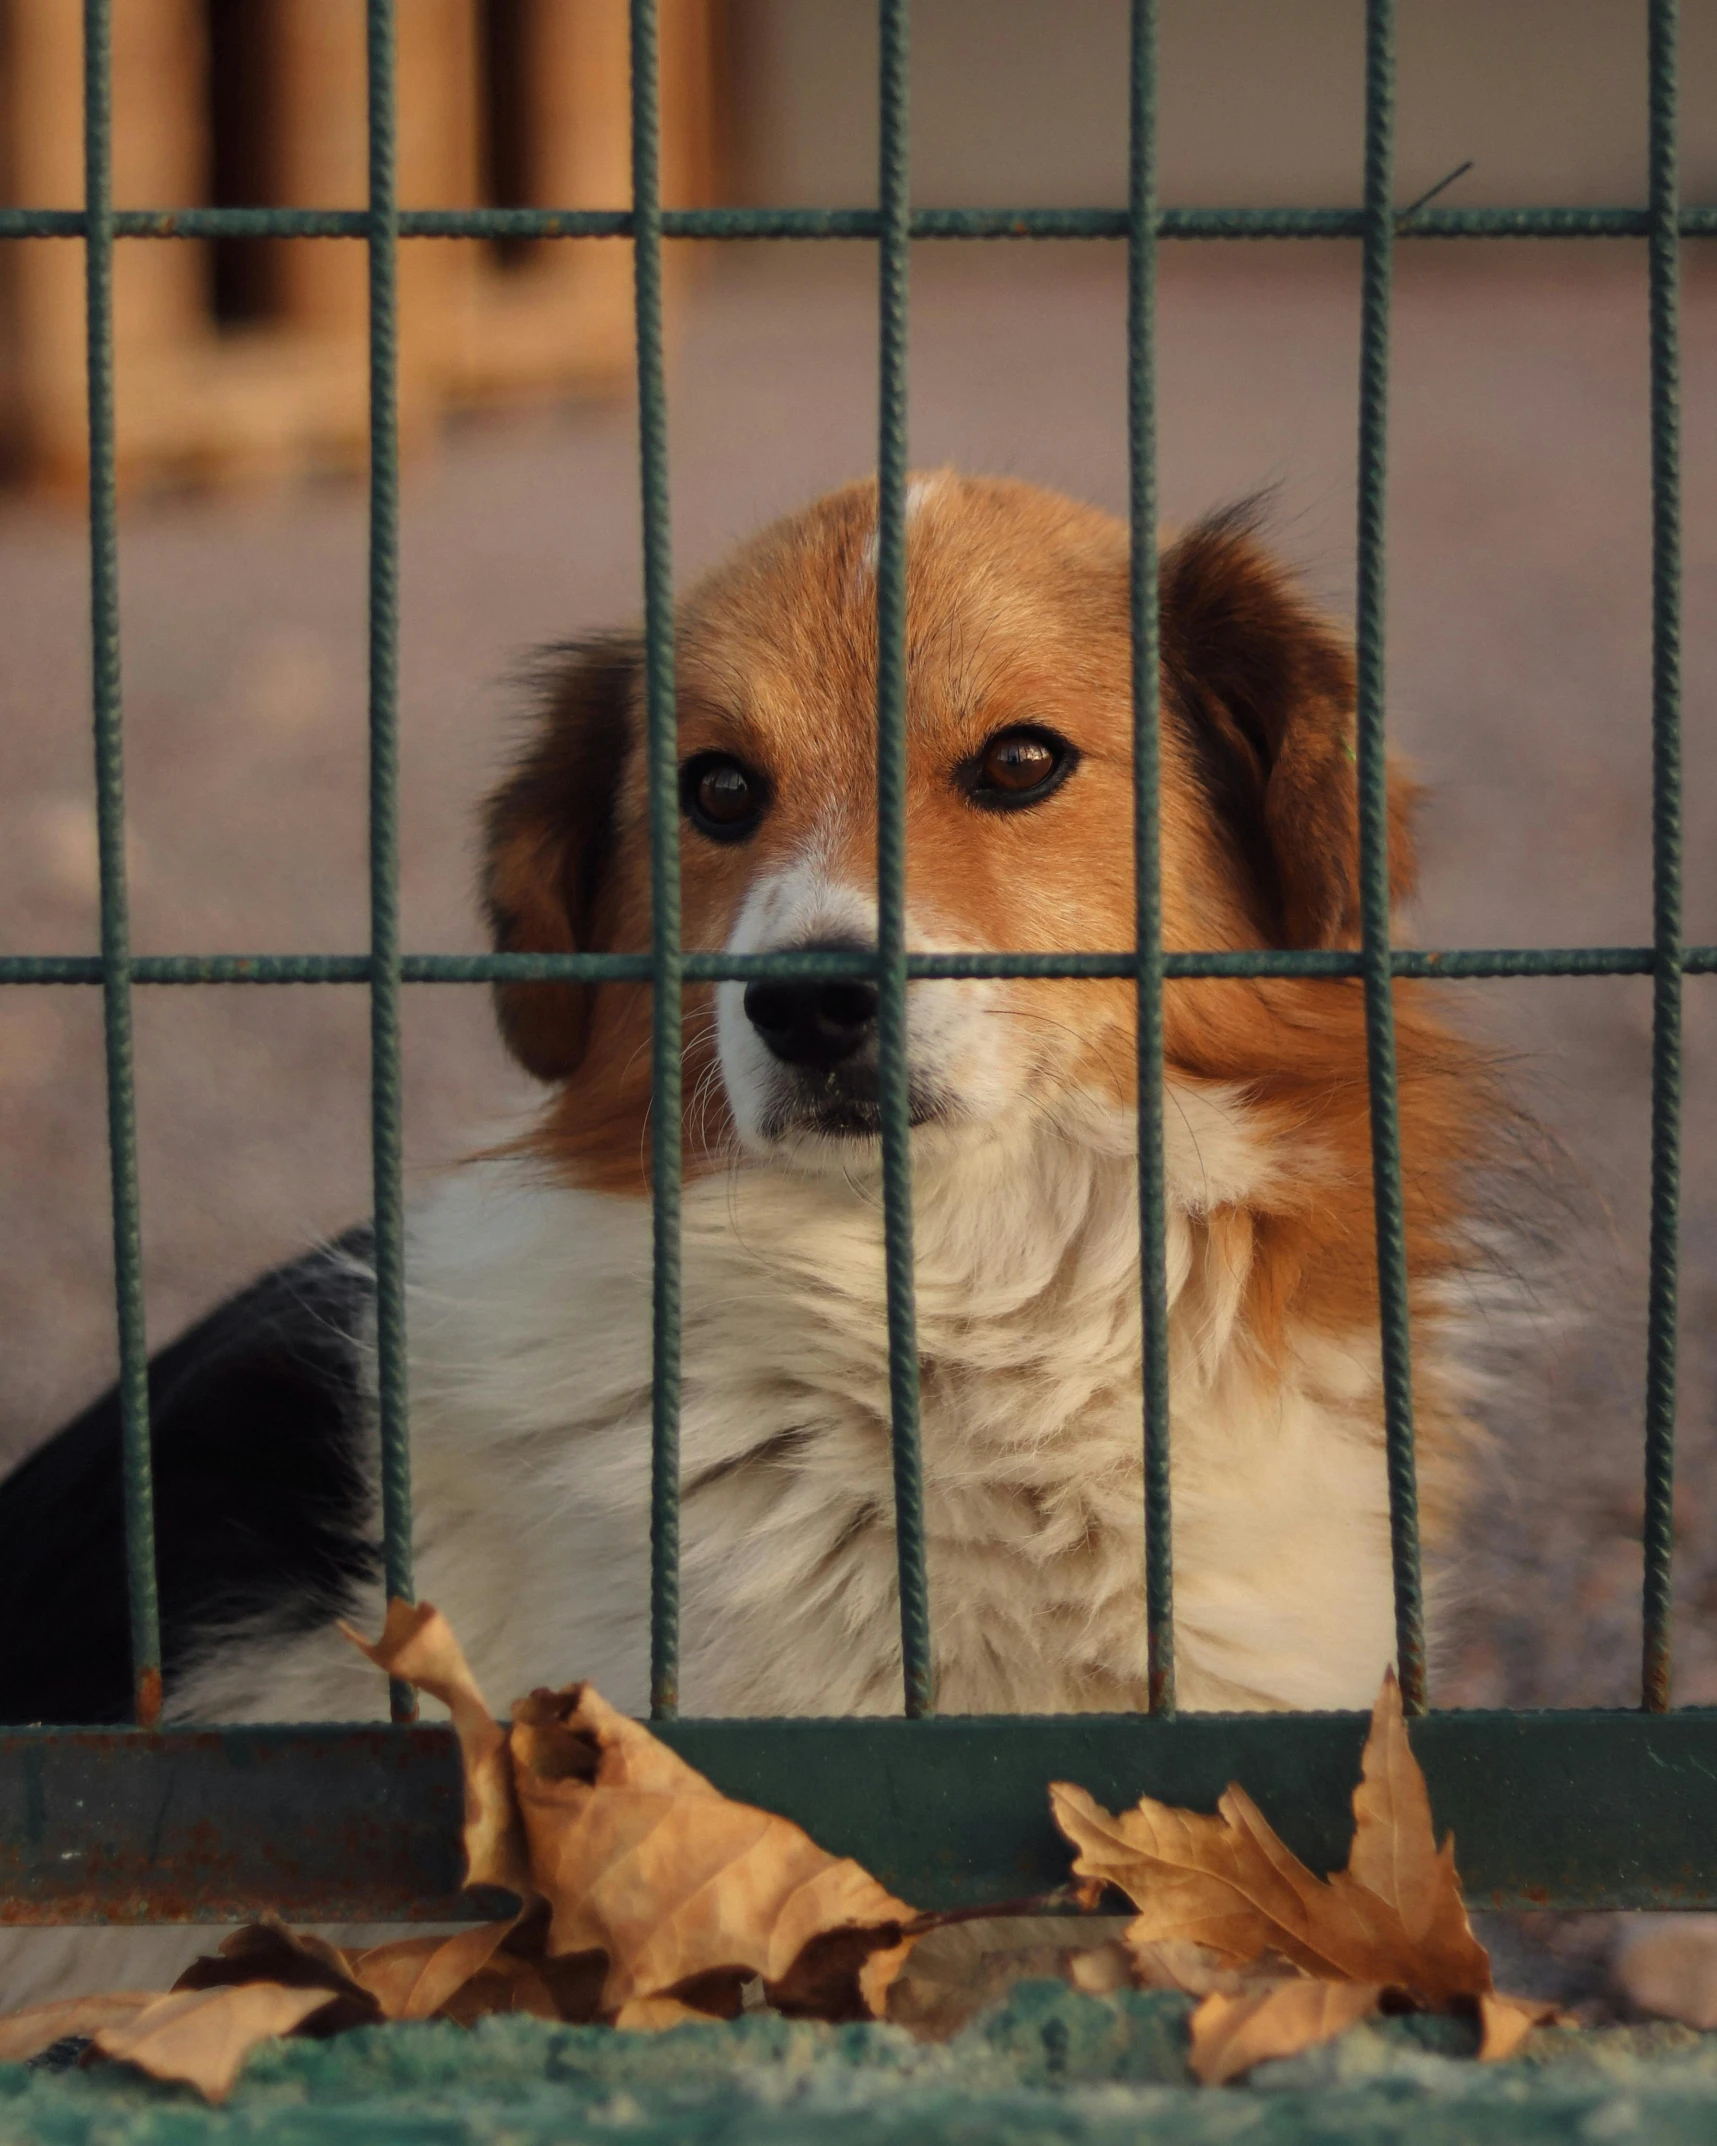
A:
<box><xmin>483</xmin><ymin>473</ymin><xmax>1419</xmax><ymax>1186</ymax></box>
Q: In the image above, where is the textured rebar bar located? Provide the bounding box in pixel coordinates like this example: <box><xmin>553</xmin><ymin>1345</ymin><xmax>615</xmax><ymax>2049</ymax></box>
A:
<box><xmin>1128</xmin><ymin>0</ymin><xmax>1174</xmax><ymax>1719</ymax></box>
<box><xmin>876</xmin><ymin>0</ymin><xmax>934</xmax><ymax>1720</ymax></box>
<box><xmin>83</xmin><ymin>0</ymin><xmax>161</xmax><ymax>1732</ymax></box>
<box><xmin>6</xmin><ymin>205</ymin><xmax>1717</xmax><ymax>244</ymax></box>
<box><xmin>365</xmin><ymin>0</ymin><xmax>415</xmax><ymax>1724</ymax></box>
<box><xmin>1354</xmin><ymin>0</ymin><xmax>1427</xmax><ymax>1716</ymax></box>
<box><xmin>1641</xmin><ymin>0</ymin><xmax>1683</xmax><ymax>1716</ymax></box>
<box><xmin>7</xmin><ymin>945</ymin><xmax>1717</xmax><ymax>989</ymax></box>
<box><xmin>631</xmin><ymin>0</ymin><xmax>685</xmax><ymax>1721</ymax></box>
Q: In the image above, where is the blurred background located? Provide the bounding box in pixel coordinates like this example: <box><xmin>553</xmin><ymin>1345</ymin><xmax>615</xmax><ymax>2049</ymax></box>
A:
<box><xmin>1</xmin><ymin>0</ymin><xmax>1714</xmax><ymax>1709</ymax></box>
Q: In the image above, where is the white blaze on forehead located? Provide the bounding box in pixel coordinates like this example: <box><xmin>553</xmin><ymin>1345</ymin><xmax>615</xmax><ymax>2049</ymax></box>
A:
<box><xmin>855</xmin><ymin>472</ymin><xmax>947</xmax><ymax>582</ymax></box>
<box><xmin>725</xmin><ymin>845</ymin><xmax>874</xmax><ymax>957</ymax></box>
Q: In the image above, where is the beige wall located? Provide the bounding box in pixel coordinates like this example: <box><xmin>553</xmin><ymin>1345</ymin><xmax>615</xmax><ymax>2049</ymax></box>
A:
<box><xmin>728</xmin><ymin>0</ymin><xmax>1717</xmax><ymax>208</ymax></box>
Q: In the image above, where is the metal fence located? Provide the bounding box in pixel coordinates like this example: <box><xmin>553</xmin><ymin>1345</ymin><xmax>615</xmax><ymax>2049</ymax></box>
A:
<box><xmin>3</xmin><ymin>0</ymin><xmax>1717</xmax><ymax>1925</ymax></box>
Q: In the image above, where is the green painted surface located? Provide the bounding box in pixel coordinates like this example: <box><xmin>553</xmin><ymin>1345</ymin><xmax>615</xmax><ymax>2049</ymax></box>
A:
<box><xmin>9</xmin><ymin>1986</ymin><xmax>1717</xmax><ymax>2144</ymax></box>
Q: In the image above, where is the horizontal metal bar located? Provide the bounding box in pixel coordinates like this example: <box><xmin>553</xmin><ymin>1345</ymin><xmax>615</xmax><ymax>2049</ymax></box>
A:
<box><xmin>2</xmin><ymin>205</ymin><xmax>1715</xmax><ymax>244</ymax></box>
<box><xmin>5</xmin><ymin>1713</ymin><xmax>1717</xmax><ymax>1922</ymax></box>
<box><xmin>4</xmin><ymin>946</ymin><xmax>1717</xmax><ymax>987</ymax></box>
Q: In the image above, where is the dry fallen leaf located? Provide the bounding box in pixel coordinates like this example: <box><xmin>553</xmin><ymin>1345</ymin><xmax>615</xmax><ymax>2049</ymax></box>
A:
<box><xmin>91</xmin><ymin>1984</ymin><xmax>338</xmax><ymax>2104</ymax></box>
<box><xmin>1053</xmin><ymin>1671</ymin><xmax>1558</xmax><ymax>2079</ymax></box>
<box><xmin>346</xmin><ymin>1901</ymin><xmax>607</xmax><ymax>2027</ymax></box>
<box><xmin>1477</xmin><ymin>1991</ymin><xmax>1562</xmax><ymax>2062</ymax></box>
<box><xmin>0</xmin><ymin>1600</ymin><xmax>927</xmax><ymax>2092</ymax></box>
<box><xmin>506</xmin><ymin>1677</ymin><xmax>919</xmax><ymax>2023</ymax></box>
<box><xmin>346</xmin><ymin>1601</ymin><xmax>920</xmax><ymax>2028</ymax></box>
<box><xmin>0</xmin><ymin>1993</ymin><xmax>158</xmax><ymax>2065</ymax></box>
<box><xmin>1191</xmin><ymin>1980</ymin><xmax>1385</xmax><ymax>2086</ymax></box>
<box><xmin>1053</xmin><ymin>1673</ymin><xmax>1489</xmax><ymax>2004</ymax></box>
<box><xmin>341</xmin><ymin>1599</ymin><xmax>531</xmax><ymax>1898</ymax></box>
<box><xmin>345</xmin><ymin>1920</ymin><xmax>521</xmax><ymax>2024</ymax></box>
<box><xmin>171</xmin><ymin>1915</ymin><xmax>381</xmax><ymax>2034</ymax></box>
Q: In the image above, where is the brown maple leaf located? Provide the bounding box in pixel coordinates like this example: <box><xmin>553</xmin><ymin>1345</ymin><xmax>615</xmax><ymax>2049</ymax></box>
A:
<box><xmin>1053</xmin><ymin>1671</ymin><xmax>1560</xmax><ymax>2078</ymax></box>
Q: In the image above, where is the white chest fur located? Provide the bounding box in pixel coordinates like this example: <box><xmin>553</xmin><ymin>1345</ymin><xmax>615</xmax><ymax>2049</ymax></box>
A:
<box><xmin>178</xmin><ymin>1089</ymin><xmax>1402</xmax><ymax>1728</ymax></box>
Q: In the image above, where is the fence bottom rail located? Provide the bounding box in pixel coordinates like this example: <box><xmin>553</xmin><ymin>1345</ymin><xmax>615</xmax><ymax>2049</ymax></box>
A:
<box><xmin>2</xmin><ymin>1712</ymin><xmax>1714</xmax><ymax>1922</ymax></box>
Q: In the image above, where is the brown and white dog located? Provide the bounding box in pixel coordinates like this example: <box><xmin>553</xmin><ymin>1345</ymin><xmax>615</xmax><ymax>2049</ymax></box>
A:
<box><xmin>2</xmin><ymin>471</ymin><xmax>1493</xmax><ymax>1740</ymax></box>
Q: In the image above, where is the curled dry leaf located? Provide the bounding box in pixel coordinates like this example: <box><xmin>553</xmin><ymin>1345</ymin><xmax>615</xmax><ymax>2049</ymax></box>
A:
<box><xmin>345</xmin><ymin>1601</ymin><xmax>920</xmax><ymax>2027</ymax></box>
<box><xmin>507</xmin><ymin>1678</ymin><xmax>919</xmax><ymax>2023</ymax></box>
<box><xmin>340</xmin><ymin>1600</ymin><xmax>530</xmax><ymax>1897</ymax></box>
<box><xmin>92</xmin><ymin>1984</ymin><xmax>339</xmax><ymax>2104</ymax></box>
<box><xmin>1191</xmin><ymin>1980</ymin><xmax>1386</xmax><ymax>2086</ymax></box>
<box><xmin>172</xmin><ymin>1915</ymin><xmax>381</xmax><ymax>2035</ymax></box>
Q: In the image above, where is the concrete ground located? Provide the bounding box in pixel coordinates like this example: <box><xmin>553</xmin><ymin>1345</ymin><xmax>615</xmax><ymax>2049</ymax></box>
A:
<box><xmin>1</xmin><ymin>237</ymin><xmax>1714</xmax><ymax>1709</ymax></box>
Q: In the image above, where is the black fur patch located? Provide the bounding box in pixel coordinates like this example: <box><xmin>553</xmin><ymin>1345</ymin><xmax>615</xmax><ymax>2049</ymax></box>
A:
<box><xmin>0</xmin><ymin>1235</ymin><xmax>377</xmax><ymax>1725</ymax></box>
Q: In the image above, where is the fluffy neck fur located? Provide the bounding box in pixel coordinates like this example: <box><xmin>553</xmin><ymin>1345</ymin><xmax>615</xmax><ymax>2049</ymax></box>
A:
<box><xmin>179</xmin><ymin>1083</ymin><xmax>1413</xmax><ymax>1727</ymax></box>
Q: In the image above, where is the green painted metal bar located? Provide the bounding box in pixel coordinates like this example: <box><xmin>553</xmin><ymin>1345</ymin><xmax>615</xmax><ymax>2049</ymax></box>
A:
<box><xmin>12</xmin><ymin>1712</ymin><xmax>1717</xmax><ymax>1920</ymax></box>
<box><xmin>82</xmin><ymin>0</ymin><xmax>161</xmax><ymax>1734</ymax></box>
<box><xmin>1354</xmin><ymin>0</ymin><xmax>1427</xmax><ymax>1715</ymax></box>
<box><xmin>1128</xmin><ymin>0</ymin><xmax>1174</xmax><ymax>1719</ymax></box>
<box><xmin>631</xmin><ymin>0</ymin><xmax>685</xmax><ymax>1722</ymax></box>
<box><xmin>364</xmin><ymin>0</ymin><xmax>415</xmax><ymax>1725</ymax></box>
<box><xmin>876</xmin><ymin>0</ymin><xmax>934</xmax><ymax>1721</ymax></box>
<box><xmin>1641</xmin><ymin>0</ymin><xmax>1683</xmax><ymax>1715</ymax></box>
<box><xmin>7</xmin><ymin>946</ymin><xmax>1717</xmax><ymax>988</ymax></box>
<box><xmin>7</xmin><ymin>205</ymin><xmax>1717</xmax><ymax>244</ymax></box>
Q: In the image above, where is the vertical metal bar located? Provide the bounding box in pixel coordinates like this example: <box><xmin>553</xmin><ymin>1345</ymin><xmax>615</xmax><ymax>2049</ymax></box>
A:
<box><xmin>1354</xmin><ymin>0</ymin><xmax>1427</xmax><ymax>1713</ymax></box>
<box><xmin>631</xmin><ymin>0</ymin><xmax>684</xmax><ymax>1720</ymax></box>
<box><xmin>1129</xmin><ymin>0</ymin><xmax>1173</xmax><ymax>1718</ymax></box>
<box><xmin>877</xmin><ymin>0</ymin><xmax>934</xmax><ymax>1718</ymax></box>
<box><xmin>1641</xmin><ymin>0</ymin><xmax>1682</xmax><ymax>1714</ymax></box>
<box><xmin>365</xmin><ymin>0</ymin><xmax>415</xmax><ymax>1723</ymax></box>
<box><xmin>84</xmin><ymin>0</ymin><xmax>161</xmax><ymax>1731</ymax></box>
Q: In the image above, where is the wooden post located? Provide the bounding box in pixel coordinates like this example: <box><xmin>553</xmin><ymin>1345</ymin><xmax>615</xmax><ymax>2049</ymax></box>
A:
<box><xmin>0</xmin><ymin>0</ymin><xmax>719</xmax><ymax>492</ymax></box>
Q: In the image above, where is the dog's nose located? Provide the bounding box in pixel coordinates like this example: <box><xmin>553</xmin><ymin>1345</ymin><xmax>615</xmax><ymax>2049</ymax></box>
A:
<box><xmin>744</xmin><ymin>953</ymin><xmax>879</xmax><ymax>1072</ymax></box>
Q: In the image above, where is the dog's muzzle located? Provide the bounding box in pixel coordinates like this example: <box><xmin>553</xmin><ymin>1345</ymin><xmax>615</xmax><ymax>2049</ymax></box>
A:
<box><xmin>743</xmin><ymin>940</ymin><xmax>943</xmax><ymax>1137</ymax></box>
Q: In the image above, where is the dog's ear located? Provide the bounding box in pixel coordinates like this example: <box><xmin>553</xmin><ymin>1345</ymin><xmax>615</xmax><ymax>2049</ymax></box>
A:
<box><xmin>482</xmin><ymin>637</ymin><xmax>639</xmax><ymax>1082</ymax></box>
<box><xmin>1159</xmin><ymin>509</ymin><xmax>1417</xmax><ymax>948</ymax></box>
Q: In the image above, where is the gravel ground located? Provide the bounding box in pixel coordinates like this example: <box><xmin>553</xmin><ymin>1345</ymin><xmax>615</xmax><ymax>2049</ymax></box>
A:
<box><xmin>1</xmin><ymin>238</ymin><xmax>1714</xmax><ymax>1709</ymax></box>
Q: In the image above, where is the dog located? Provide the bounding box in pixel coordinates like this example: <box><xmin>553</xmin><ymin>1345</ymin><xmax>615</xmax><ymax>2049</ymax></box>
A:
<box><xmin>0</xmin><ymin>472</ymin><xmax>1495</xmax><ymax>1746</ymax></box>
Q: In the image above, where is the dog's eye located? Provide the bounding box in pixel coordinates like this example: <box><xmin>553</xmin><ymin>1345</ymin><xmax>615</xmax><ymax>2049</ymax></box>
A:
<box><xmin>962</xmin><ymin>726</ymin><xmax>1078</xmax><ymax>811</ymax></box>
<box><xmin>681</xmin><ymin>752</ymin><xmax>767</xmax><ymax>842</ymax></box>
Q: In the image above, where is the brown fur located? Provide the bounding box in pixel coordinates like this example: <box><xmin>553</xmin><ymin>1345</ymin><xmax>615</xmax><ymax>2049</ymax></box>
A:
<box><xmin>480</xmin><ymin>473</ymin><xmax>1493</xmax><ymax>1442</ymax></box>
